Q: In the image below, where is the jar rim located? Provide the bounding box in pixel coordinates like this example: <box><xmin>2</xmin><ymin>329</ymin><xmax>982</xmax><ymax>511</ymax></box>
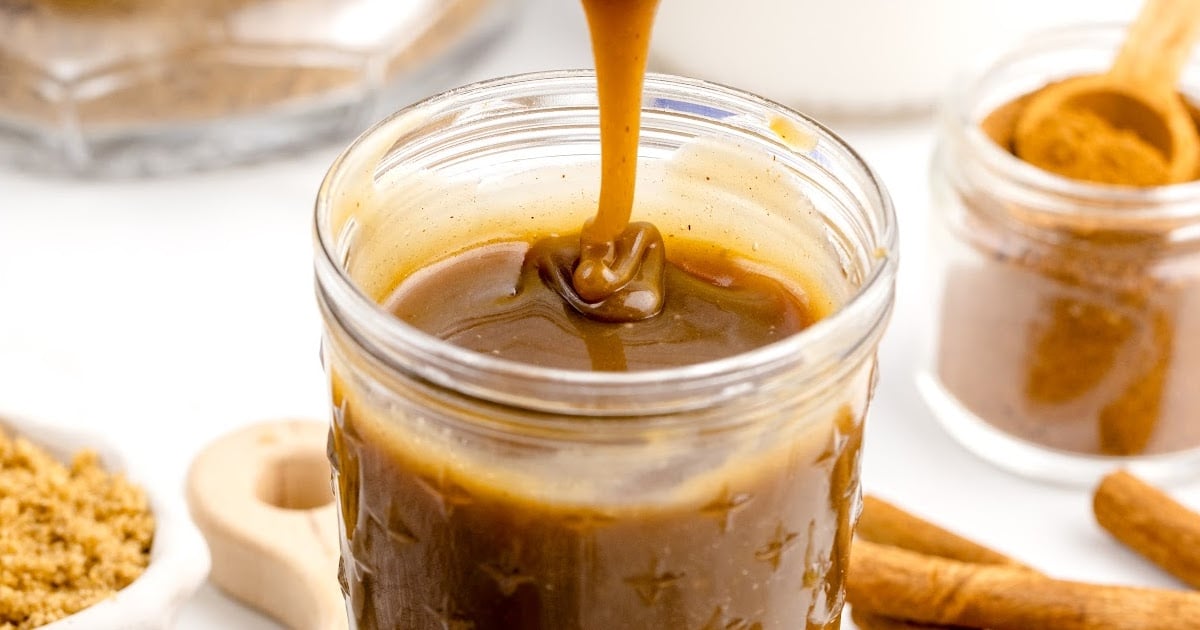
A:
<box><xmin>313</xmin><ymin>70</ymin><xmax>897</xmax><ymax>410</ymax></box>
<box><xmin>945</xmin><ymin>22</ymin><xmax>1200</xmax><ymax>226</ymax></box>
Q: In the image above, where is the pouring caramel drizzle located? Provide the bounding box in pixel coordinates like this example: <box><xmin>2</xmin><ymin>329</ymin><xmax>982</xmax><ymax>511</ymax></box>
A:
<box><xmin>386</xmin><ymin>0</ymin><xmax>822</xmax><ymax>374</ymax></box>
<box><xmin>579</xmin><ymin>0</ymin><xmax>660</xmax><ymax>243</ymax></box>
<box><xmin>329</xmin><ymin>4</ymin><xmax>852</xmax><ymax>627</ymax></box>
<box><xmin>568</xmin><ymin>0</ymin><xmax>665</xmax><ymax>317</ymax></box>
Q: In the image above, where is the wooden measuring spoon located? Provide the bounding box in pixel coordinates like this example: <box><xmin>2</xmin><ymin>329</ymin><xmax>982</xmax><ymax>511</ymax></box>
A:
<box><xmin>1013</xmin><ymin>0</ymin><xmax>1200</xmax><ymax>185</ymax></box>
<box><xmin>187</xmin><ymin>420</ymin><xmax>347</xmax><ymax>630</ymax></box>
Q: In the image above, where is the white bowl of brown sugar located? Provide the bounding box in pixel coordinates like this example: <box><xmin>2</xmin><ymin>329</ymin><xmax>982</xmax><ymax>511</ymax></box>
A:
<box><xmin>0</xmin><ymin>414</ymin><xmax>210</xmax><ymax>630</ymax></box>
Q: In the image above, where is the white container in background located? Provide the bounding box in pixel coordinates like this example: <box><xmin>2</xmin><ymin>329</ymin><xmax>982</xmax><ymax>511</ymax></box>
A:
<box><xmin>650</xmin><ymin>0</ymin><xmax>1138</xmax><ymax>117</ymax></box>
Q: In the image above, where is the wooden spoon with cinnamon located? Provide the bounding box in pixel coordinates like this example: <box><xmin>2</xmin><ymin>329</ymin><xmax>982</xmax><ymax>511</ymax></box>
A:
<box><xmin>1014</xmin><ymin>0</ymin><xmax>1200</xmax><ymax>186</ymax></box>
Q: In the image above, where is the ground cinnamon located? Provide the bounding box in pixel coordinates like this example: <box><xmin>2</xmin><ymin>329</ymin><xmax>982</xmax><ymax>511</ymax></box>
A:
<box><xmin>934</xmin><ymin>92</ymin><xmax>1200</xmax><ymax>458</ymax></box>
<box><xmin>848</xmin><ymin>540</ymin><xmax>1200</xmax><ymax>630</ymax></box>
<box><xmin>1015</xmin><ymin>102</ymin><xmax>1173</xmax><ymax>186</ymax></box>
<box><xmin>1094</xmin><ymin>470</ymin><xmax>1200</xmax><ymax>590</ymax></box>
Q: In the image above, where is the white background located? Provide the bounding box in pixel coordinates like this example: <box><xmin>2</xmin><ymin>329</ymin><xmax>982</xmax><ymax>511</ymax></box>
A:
<box><xmin>1</xmin><ymin>0</ymin><xmax>1197</xmax><ymax>628</ymax></box>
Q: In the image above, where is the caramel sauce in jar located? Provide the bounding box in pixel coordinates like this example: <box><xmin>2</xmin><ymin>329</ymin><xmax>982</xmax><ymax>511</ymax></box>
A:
<box><xmin>315</xmin><ymin>32</ymin><xmax>896</xmax><ymax>627</ymax></box>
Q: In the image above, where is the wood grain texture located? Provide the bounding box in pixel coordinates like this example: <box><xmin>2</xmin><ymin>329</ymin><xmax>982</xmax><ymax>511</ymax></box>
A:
<box><xmin>186</xmin><ymin>420</ymin><xmax>346</xmax><ymax>630</ymax></box>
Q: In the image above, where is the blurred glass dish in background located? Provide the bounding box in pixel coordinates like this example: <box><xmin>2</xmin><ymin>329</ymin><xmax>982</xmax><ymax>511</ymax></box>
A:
<box><xmin>650</xmin><ymin>0</ymin><xmax>1138</xmax><ymax>118</ymax></box>
<box><xmin>0</xmin><ymin>0</ymin><xmax>517</xmax><ymax>176</ymax></box>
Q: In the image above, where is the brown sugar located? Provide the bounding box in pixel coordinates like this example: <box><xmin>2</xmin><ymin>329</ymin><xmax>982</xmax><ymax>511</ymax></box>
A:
<box><xmin>0</xmin><ymin>428</ymin><xmax>154</xmax><ymax>630</ymax></box>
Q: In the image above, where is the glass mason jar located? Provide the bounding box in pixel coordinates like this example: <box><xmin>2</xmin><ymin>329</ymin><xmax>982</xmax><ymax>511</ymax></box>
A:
<box><xmin>924</xmin><ymin>24</ymin><xmax>1200</xmax><ymax>485</ymax></box>
<box><xmin>0</xmin><ymin>0</ymin><xmax>515</xmax><ymax>176</ymax></box>
<box><xmin>314</xmin><ymin>71</ymin><xmax>896</xmax><ymax>629</ymax></box>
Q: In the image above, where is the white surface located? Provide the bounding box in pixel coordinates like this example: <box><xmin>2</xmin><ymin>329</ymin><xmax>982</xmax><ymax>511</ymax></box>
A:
<box><xmin>1</xmin><ymin>1</ymin><xmax>1198</xmax><ymax>628</ymax></box>
<box><xmin>652</xmin><ymin>0</ymin><xmax>1140</xmax><ymax>114</ymax></box>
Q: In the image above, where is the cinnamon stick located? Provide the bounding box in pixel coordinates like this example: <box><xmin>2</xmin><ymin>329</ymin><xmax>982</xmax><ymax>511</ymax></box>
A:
<box><xmin>850</xmin><ymin>496</ymin><xmax>1026</xmax><ymax>630</ymax></box>
<box><xmin>850</xmin><ymin>608</ymin><xmax>974</xmax><ymax>630</ymax></box>
<box><xmin>847</xmin><ymin>540</ymin><xmax>1200</xmax><ymax>630</ymax></box>
<box><xmin>1094</xmin><ymin>469</ymin><xmax>1200</xmax><ymax>590</ymax></box>
<box><xmin>857</xmin><ymin>496</ymin><xmax>1027</xmax><ymax>569</ymax></box>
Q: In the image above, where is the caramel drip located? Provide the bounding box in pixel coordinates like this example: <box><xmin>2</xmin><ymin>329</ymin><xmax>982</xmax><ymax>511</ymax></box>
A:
<box><xmin>571</xmin><ymin>0</ymin><xmax>664</xmax><ymax>313</ymax></box>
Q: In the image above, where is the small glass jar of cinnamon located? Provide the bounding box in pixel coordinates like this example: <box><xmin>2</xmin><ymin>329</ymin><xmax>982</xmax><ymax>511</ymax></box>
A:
<box><xmin>314</xmin><ymin>71</ymin><xmax>897</xmax><ymax>629</ymax></box>
<box><xmin>924</xmin><ymin>24</ymin><xmax>1200</xmax><ymax>484</ymax></box>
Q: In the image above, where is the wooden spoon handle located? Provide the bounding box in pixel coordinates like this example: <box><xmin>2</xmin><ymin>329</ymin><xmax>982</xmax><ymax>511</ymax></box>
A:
<box><xmin>187</xmin><ymin>420</ymin><xmax>348</xmax><ymax>630</ymax></box>
<box><xmin>1111</xmin><ymin>0</ymin><xmax>1200</xmax><ymax>95</ymax></box>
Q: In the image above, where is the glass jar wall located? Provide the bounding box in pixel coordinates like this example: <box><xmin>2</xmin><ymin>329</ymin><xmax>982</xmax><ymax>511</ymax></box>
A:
<box><xmin>0</xmin><ymin>0</ymin><xmax>516</xmax><ymax>175</ymax></box>
<box><xmin>923</xmin><ymin>25</ymin><xmax>1200</xmax><ymax>485</ymax></box>
<box><xmin>314</xmin><ymin>71</ymin><xmax>897</xmax><ymax>629</ymax></box>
